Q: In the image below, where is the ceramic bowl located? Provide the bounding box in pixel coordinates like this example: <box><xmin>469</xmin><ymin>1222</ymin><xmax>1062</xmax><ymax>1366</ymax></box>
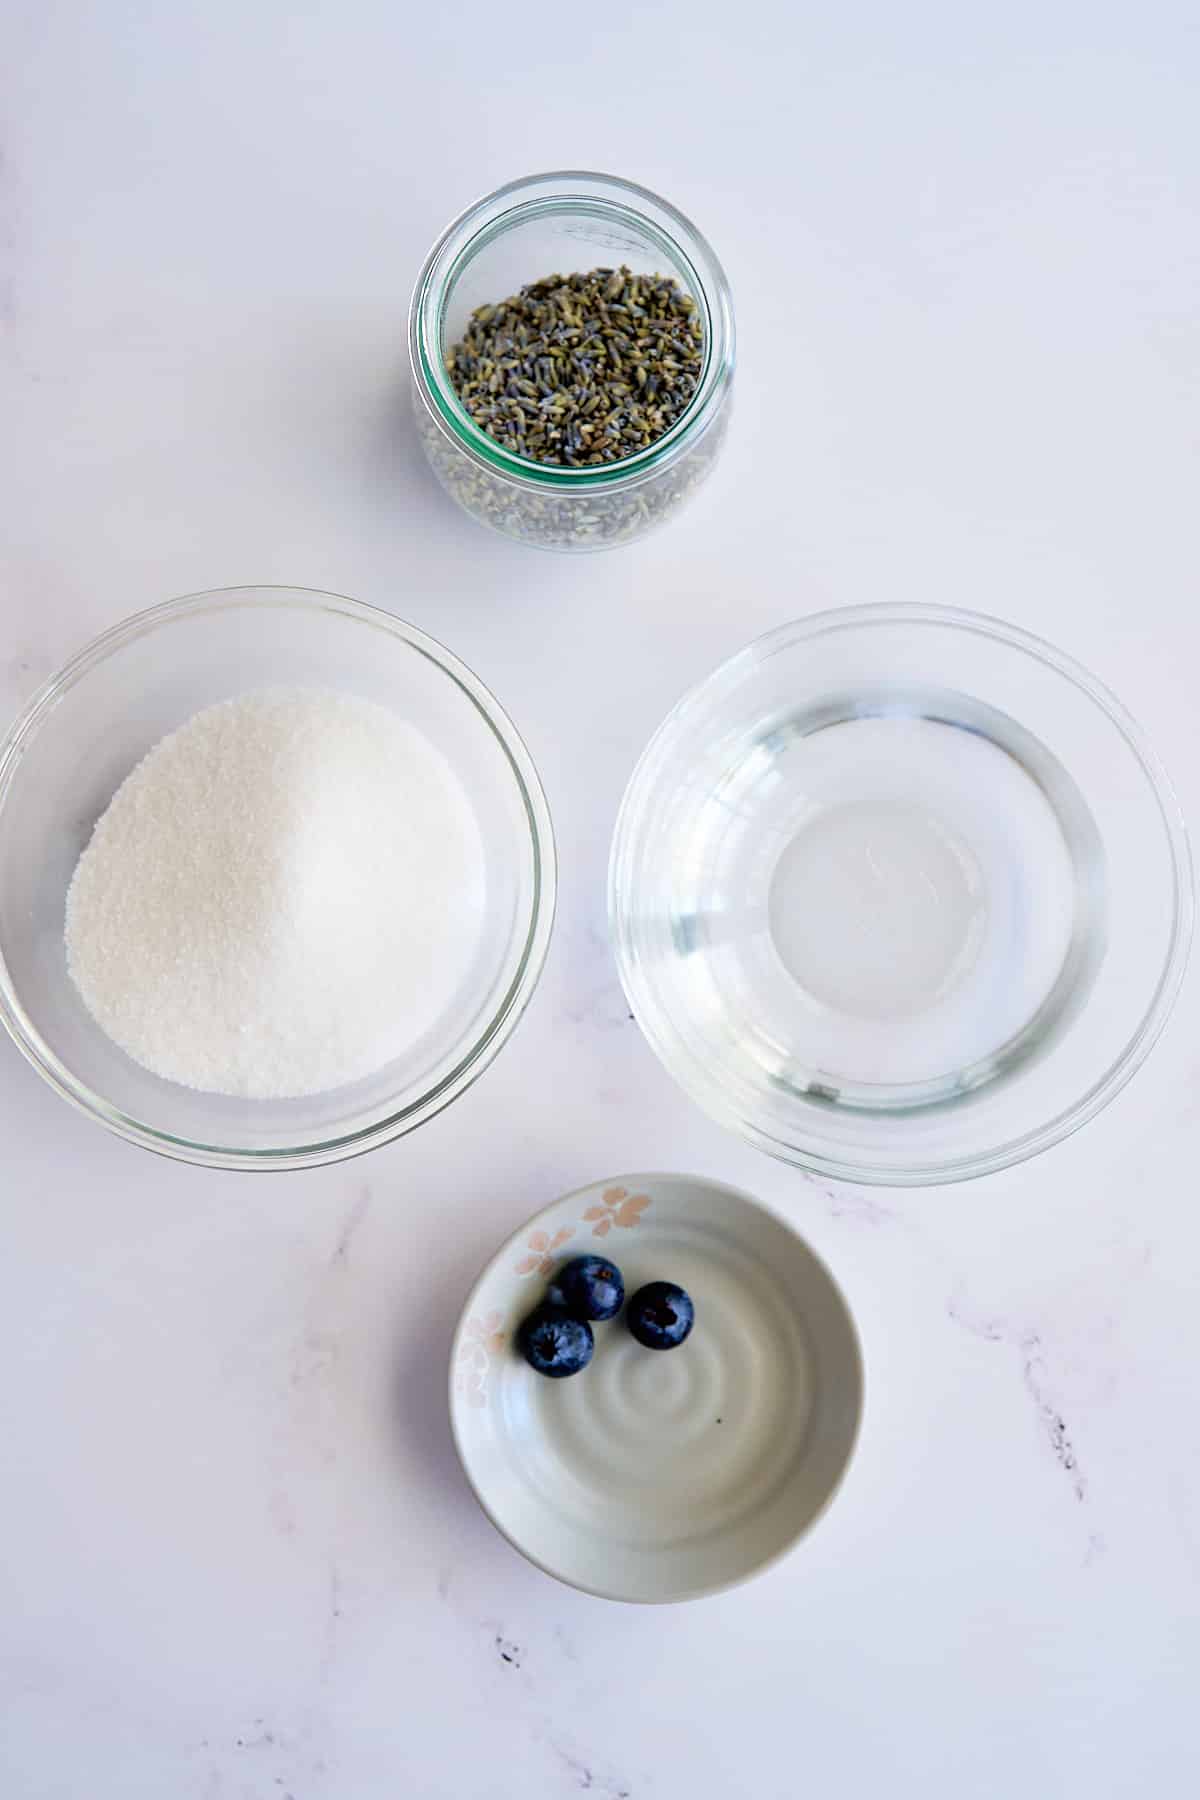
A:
<box><xmin>449</xmin><ymin>1173</ymin><xmax>863</xmax><ymax>1603</ymax></box>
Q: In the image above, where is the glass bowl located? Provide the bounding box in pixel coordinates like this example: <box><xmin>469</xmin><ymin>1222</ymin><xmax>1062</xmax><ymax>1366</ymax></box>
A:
<box><xmin>0</xmin><ymin>587</ymin><xmax>555</xmax><ymax>1170</ymax></box>
<box><xmin>609</xmin><ymin>604</ymin><xmax>1192</xmax><ymax>1186</ymax></box>
<box><xmin>409</xmin><ymin>171</ymin><xmax>735</xmax><ymax>551</ymax></box>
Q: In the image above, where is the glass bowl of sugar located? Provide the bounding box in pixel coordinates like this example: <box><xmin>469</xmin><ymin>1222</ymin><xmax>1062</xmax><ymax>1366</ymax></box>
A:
<box><xmin>610</xmin><ymin>604</ymin><xmax>1192</xmax><ymax>1186</ymax></box>
<box><xmin>0</xmin><ymin>587</ymin><xmax>555</xmax><ymax>1169</ymax></box>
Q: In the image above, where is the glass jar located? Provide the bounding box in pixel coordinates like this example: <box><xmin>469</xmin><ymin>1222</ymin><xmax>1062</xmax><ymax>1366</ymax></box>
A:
<box><xmin>409</xmin><ymin>171</ymin><xmax>735</xmax><ymax>552</ymax></box>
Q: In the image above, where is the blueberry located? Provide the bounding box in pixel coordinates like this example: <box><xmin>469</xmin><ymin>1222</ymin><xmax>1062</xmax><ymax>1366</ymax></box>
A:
<box><xmin>555</xmin><ymin>1254</ymin><xmax>625</xmax><ymax>1322</ymax></box>
<box><xmin>518</xmin><ymin>1304</ymin><xmax>594</xmax><ymax>1378</ymax></box>
<box><xmin>627</xmin><ymin>1281</ymin><xmax>695</xmax><ymax>1350</ymax></box>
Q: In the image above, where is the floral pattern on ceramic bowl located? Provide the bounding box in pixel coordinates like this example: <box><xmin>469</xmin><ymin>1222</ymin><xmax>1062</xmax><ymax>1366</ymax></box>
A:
<box><xmin>584</xmin><ymin>1186</ymin><xmax>650</xmax><ymax>1236</ymax></box>
<box><xmin>448</xmin><ymin>1172</ymin><xmax>863</xmax><ymax>1603</ymax></box>
<box><xmin>514</xmin><ymin>1226</ymin><xmax>575</xmax><ymax>1278</ymax></box>
<box><xmin>454</xmin><ymin>1311</ymin><xmax>506</xmax><ymax>1410</ymax></box>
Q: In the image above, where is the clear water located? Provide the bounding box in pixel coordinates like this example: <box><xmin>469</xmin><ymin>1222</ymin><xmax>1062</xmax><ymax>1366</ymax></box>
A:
<box><xmin>670</xmin><ymin>691</ymin><xmax>1106</xmax><ymax>1109</ymax></box>
<box><xmin>769</xmin><ymin>797</ymin><xmax>988</xmax><ymax>1021</ymax></box>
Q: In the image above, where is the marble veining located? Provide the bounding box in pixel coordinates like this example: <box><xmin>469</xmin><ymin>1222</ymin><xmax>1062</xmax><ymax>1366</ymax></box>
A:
<box><xmin>549</xmin><ymin>1739</ymin><xmax>634</xmax><ymax>1798</ymax></box>
<box><xmin>3</xmin><ymin>4</ymin><xmax>1199</xmax><ymax>1795</ymax></box>
<box><xmin>947</xmin><ymin>1291</ymin><xmax>1091</xmax><ymax>1509</ymax></box>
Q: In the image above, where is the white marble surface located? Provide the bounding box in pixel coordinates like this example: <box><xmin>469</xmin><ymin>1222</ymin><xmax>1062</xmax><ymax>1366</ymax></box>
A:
<box><xmin>3</xmin><ymin>4</ymin><xmax>1199</xmax><ymax>1795</ymax></box>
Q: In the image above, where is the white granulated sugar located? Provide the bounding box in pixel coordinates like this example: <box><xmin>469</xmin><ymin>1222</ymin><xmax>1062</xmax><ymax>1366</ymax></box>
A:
<box><xmin>64</xmin><ymin>688</ymin><xmax>487</xmax><ymax>1098</ymax></box>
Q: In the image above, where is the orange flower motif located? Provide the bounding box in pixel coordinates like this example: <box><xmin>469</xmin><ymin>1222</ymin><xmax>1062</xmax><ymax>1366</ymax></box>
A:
<box><xmin>463</xmin><ymin>1310</ymin><xmax>506</xmax><ymax>1355</ymax></box>
<box><xmin>514</xmin><ymin>1225</ymin><xmax>574</xmax><ymax>1278</ymax></box>
<box><xmin>583</xmin><ymin>1187</ymin><xmax>651</xmax><ymax>1237</ymax></box>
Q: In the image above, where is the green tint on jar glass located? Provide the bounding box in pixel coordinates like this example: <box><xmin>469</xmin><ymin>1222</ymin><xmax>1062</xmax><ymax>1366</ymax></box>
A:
<box><xmin>409</xmin><ymin>172</ymin><xmax>736</xmax><ymax>552</ymax></box>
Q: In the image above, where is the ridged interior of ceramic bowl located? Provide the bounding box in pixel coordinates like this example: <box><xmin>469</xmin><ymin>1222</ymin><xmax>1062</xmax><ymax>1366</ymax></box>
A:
<box><xmin>450</xmin><ymin>1174</ymin><xmax>863</xmax><ymax>1602</ymax></box>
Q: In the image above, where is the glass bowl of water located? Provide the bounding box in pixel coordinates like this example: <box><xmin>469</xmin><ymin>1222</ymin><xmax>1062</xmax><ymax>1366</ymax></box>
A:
<box><xmin>609</xmin><ymin>604</ymin><xmax>1192</xmax><ymax>1186</ymax></box>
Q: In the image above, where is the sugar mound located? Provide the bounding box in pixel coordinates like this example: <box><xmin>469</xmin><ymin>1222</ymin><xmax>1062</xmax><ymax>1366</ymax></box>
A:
<box><xmin>64</xmin><ymin>688</ymin><xmax>487</xmax><ymax>1098</ymax></box>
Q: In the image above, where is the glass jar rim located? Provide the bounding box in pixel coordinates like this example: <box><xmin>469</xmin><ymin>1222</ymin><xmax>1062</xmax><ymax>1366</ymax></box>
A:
<box><xmin>408</xmin><ymin>170</ymin><xmax>735</xmax><ymax>490</ymax></box>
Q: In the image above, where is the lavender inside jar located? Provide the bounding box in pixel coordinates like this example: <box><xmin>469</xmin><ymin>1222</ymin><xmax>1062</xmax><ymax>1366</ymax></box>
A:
<box><xmin>408</xmin><ymin>171</ymin><xmax>736</xmax><ymax>552</ymax></box>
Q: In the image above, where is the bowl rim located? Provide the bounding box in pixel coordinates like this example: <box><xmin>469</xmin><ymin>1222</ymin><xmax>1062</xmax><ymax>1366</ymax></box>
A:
<box><xmin>608</xmin><ymin>602</ymin><xmax>1194</xmax><ymax>1187</ymax></box>
<box><xmin>0</xmin><ymin>584</ymin><xmax>557</xmax><ymax>1170</ymax></box>
<box><xmin>448</xmin><ymin>1170</ymin><xmax>865</xmax><ymax>1604</ymax></box>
